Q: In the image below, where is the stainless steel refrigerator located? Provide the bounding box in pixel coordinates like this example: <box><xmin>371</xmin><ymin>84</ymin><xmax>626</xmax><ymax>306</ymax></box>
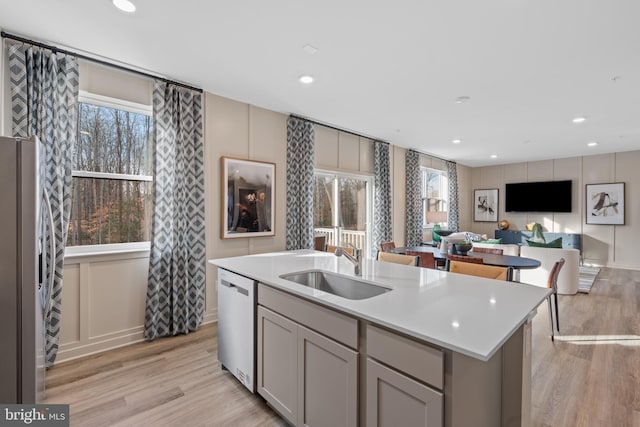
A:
<box><xmin>0</xmin><ymin>135</ymin><xmax>49</xmax><ymax>403</ymax></box>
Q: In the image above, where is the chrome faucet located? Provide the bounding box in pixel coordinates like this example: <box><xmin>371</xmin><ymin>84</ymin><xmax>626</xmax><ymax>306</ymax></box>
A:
<box><xmin>334</xmin><ymin>244</ymin><xmax>362</xmax><ymax>276</ymax></box>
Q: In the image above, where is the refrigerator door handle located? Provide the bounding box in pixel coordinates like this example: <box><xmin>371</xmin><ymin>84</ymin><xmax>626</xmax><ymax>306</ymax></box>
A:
<box><xmin>42</xmin><ymin>189</ymin><xmax>56</xmax><ymax>318</ymax></box>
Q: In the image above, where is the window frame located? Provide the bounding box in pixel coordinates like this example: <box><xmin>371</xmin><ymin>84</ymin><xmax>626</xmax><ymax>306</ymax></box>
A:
<box><xmin>66</xmin><ymin>91</ymin><xmax>153</xmax><ymax>255</ymax></box>
<box><xmin>421</xmin><ymin>167</ymin><xmax>449</xmax><ymax>228</ymax></box>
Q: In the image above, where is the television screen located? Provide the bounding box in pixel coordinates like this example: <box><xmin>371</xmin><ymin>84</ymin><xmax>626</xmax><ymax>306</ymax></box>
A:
<box><xmin>505</xmin><ymin>180</ymin><xmax>572</xmax><ymax>212</ymax></box>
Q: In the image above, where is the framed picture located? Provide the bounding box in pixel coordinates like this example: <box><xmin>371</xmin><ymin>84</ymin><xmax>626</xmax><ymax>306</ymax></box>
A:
<box><xmin>586</xmin><ymin>182</ymin><xmax>624</xmax><ymax>225</ymax></box>
<box><xmin>474</xmin><ymin>189</ymin><xmax>498</xmax><ymax>222</ymax></box>
<box><xmin>221</xmin><ymin>157</ymin><xmax>276</xmax><ymax>238</ymax></box>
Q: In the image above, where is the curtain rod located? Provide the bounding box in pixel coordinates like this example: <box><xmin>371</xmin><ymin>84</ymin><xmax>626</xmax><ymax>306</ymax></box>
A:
<box><xmin>290</xmin><ymin>114</ymin><xmax>455</xmax><ymax>164</ymax></box>
<box><xmin>409</xmin><ymin>148</ymin><xmax>455</xmax><ymax>165</ymax></box>
<box><xmin>1</xmin><ymin>31</ymin><xmax>203</xmax><ymax>93</ymax></box>
<box><xmin>290</xmin><ymin>114</ymin><xmax>389</xmax><ymax>144</ymax></box>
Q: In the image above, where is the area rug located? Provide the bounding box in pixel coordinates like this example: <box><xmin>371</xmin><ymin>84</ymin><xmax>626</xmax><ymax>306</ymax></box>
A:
<box><xmin>578</xmin><ymin>266</ymin><xmax>601</xmax><ymax>294</ymax></box>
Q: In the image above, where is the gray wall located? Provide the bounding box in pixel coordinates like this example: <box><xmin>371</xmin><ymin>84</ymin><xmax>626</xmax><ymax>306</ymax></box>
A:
<box><xmin>468</xmin><ymin>153</ymin><xmax>639</xmax><ymax>269</ymax></box>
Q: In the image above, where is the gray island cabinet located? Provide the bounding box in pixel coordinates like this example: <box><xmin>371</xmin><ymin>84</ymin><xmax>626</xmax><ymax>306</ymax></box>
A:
<box><xmin>210</xmin><ymin>250</ymin><xmax>549</xmax><ymax>427</ymax></box>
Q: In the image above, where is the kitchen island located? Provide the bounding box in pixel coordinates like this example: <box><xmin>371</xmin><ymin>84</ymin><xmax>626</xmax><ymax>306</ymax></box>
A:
<box><xmin>209</xmin><ymin>250</ymin><xmax>550</xmax><ymax>427</ymax></box>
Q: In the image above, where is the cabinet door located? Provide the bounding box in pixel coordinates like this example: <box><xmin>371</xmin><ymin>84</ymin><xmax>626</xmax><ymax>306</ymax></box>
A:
<box><xmin>257</xmin><ymin>306</ymin><xmax>298</xmax><ymax>425</ymax></box>
<box><xmin>367</xmin><ymin>359</ymin><xmax>442</xmax><ymax>427</ymax></box>
<box><xmin>298</xmin><ymin>325</ymin><xmax>358</xmax><ymax>427</ymax></box>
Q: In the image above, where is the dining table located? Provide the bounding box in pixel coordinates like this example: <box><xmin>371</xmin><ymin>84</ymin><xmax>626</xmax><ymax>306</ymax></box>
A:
<box><xmin>391</xmin><ymin>245</ymin><xmax>541</xmax><ymax>281</ymax></box>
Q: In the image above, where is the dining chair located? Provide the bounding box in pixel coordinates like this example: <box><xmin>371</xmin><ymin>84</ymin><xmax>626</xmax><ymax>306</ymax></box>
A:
<box><xmin>546</xmin><ymin>258</ymin><xmax>566</xmax><ymax>342</ymax></box>
<box><xmin>379</xmin><ymin>241</ymin><xmax>396</xmax><ymax>252</ymax></box>
<box><xmin>445</xmin><ymin>253</ymin><xmax>483</xmax><ymax>271</ymax></box>
<box><xmin>326</xmin><ymin>245</ymin><xmax>355</xmax><ymax>256</ymax></box>
<box><xmin>471</xmin><ymin>247</ymin><xmax>504</xmax><ymax>255</ymax></box>
<box><xmin>377</xmin><ymin>251</ymin><xmax>419</xmax><ymax>266</ymax></box>
<box><xmin>314</xmin><ymin>235</ymin><xmax>327</xmax><ymax>251</ymax></box>
<box><xmin>449</xmin><ymin>261</ymin><xmax>508</xmax><ymax>281</ymax></box>
<box><xmin>406</xmin><ymin>249</ymin><xmax>436</xmax><ymax>269</ymax></box>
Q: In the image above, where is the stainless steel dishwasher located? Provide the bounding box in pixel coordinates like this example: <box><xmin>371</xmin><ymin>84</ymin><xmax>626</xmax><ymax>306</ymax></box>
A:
<box><xmin>217</xmin><ymin>268</ymin><xmax>256</xmax><ymax>392</ymax></box>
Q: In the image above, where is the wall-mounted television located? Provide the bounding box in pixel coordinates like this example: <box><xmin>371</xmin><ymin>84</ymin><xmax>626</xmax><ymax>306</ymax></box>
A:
<box><xmin>505</xmin><ymin>180</ymin><xmax>572</xmax><ymax>213</ymax></box>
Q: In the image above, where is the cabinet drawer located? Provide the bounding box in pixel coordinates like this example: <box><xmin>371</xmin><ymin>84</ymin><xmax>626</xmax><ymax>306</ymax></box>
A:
<box><xmin>258</xmin><ymin>283</ymin><xmax>358</xmax><ymax>349</ymax></box>
<box><xmin>366</xmin><ymin>324</ymin><xmax>443</xmax><ymax>390</ymax></box>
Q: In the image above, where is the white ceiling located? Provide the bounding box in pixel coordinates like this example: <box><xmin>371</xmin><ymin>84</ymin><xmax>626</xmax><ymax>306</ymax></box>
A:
<box><xmin>1</xmin><ymin>0</ymin><xmax>639</xmax><ymax>166</ymax></box>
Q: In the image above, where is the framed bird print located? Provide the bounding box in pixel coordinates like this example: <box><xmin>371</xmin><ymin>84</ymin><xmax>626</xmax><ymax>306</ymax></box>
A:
<box><xmin>586</xmin><ymin>183</ymin><xmax>624</xmax><ymax>225</ymax></box>
<box><xmin>474</xmin><ymin>189</ymin><xmax>498</xmax><ymax>222</ymax></box>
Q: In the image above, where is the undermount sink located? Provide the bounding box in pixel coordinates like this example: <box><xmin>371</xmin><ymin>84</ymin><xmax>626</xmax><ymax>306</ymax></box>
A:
<box><xmin>279</xmin><ymin>270</ymin><xmax>391</xmax><ymax>300</ymax></box>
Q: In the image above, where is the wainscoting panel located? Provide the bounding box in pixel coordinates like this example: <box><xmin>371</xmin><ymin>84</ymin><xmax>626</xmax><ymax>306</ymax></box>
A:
<box><xmin>58</xmin><ymin>250</ymin><xmax>217</xmax><ymax>364</ymax></box>
<box><xmin>88</xmin><ymin>258</ymin><xmax>148</xmax><ymax>338</ymax></box>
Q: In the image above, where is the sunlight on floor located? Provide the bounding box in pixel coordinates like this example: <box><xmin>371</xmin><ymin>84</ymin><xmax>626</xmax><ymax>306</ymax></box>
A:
<box><xmin>555</xmin><ymin>335</ymin><xmax>640</xmax><ymax>346</ymax></box>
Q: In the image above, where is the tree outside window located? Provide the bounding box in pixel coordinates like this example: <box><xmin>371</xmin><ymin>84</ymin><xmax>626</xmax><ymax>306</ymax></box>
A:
<box><xmin>67</xmin><ymin>95</ymin><xmax>153</xmax><ymax>246</ymax></box>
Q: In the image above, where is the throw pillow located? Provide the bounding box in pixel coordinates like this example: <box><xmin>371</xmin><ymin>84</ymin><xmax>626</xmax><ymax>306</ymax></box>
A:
<box><xmin>465</xmin><ymin>232</ymin><xmax>486</xmax><ymax>242</ymax></box>
<box><xmin>481</xmin><ymin>238</ymin><xmax>503</xmax><ymax>244</ymax></box>
<box><xmin>526</xmin><ymin>237</ymin><xmax>563</xmax><ymax>248</ymax></box>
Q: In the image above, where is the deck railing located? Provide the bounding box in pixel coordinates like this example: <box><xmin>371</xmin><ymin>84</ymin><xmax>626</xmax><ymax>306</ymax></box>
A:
<box><xmin>314</xmin><ymin>227</ymin><xmax>367</xmax><ymax>253</ymax></box>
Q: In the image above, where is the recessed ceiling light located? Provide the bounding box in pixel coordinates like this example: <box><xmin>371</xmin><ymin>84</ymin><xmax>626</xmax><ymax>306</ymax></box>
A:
<box><xmin>299</xmin><ymin>75</ymin><xmax>314</xmax><ymax>84</ymax></box>
<box><xmin>452</xmin><ymin>321</ymin><xmax>460</xmax><ymax>328</ymax></box>
<box><xmin>113</xmin><ymin>0</ymin><xmax>136</xmax><ymax>12</ymax></box>
<box><xmin>587</xmin><ymin>141</ymin><xmax>598</xmax><ymax>147</ymax></box>
<box><xmin>572</xmin><ymin>116</ymin><xmax>586</xmax><ymax>124</ymax></box>
<box><xmin>455</xmin><ymin>96</ymin><xmax>470</xmax><ymax>104</ymax></box>
<box><xmin>452</xmin><ymin>139</ymin><xmax>461</xmax><ymax>144</ymax></box>
<box><xmin>490</xmin><ymin>154</ymin><xmax>498</xmax><ymax>159</ymax></box>
<box><xmin>302</xmin><ymin>44</ymin><xmax>318</xmax><ymax>54</ymax></box>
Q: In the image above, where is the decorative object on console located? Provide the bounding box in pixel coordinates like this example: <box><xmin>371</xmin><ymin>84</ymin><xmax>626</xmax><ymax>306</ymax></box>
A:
<box><xmin>497</xmin><ymin>219</ymin><xmax>509</xmax><ymax>230</ymax></box>
<box><xmin>221</xmin><ymin>157</ymin><xmax>275</xmax><ymax>238</ymax></box>
<box><xmin>474</xmin><ymin>189</ymin><xmax>498</xmax><ymax>222</ymax></box>
<box><xmin>528</xmin><ymin>223</ymin><xmax>545</xmax><ymax>243</ymax></box>
<box><xmin>585</xmin><ymin>182</ymin><xmax>625</xmax><ymax>225</ymax></box>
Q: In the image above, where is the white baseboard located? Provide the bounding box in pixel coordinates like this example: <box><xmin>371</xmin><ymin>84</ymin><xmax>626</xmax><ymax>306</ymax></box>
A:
<box><xmin>56</xmin><ymin>327</ymin><xmax>145</xmax><ymax>364</ymax></box>
<box><xmin>55</xmin><ymin>308</ymin><xmax>219</xmax><ymax>365</ymax></box>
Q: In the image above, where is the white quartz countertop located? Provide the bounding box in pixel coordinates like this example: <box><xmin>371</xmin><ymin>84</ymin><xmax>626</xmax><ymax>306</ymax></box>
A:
<box><xmin>209</xmin><ymin>250</ymin><xmax>551</xmax><ymax>361</ymax></box>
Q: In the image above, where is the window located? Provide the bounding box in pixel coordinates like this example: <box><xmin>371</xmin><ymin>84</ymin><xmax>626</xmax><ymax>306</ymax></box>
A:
<box><xmin>313</xmin><ymin>171</ymin><xmax>372</xmax><ymax>257</ymax></box>
<box><xmin>422</xmin><ymin>167</ymin><xmax>448</xmax><ymax>227</ymax></box>
<box><xmin>67</xmin><ymin>92</ymin><xmax>153</xmax><ymax>246</ymax></box>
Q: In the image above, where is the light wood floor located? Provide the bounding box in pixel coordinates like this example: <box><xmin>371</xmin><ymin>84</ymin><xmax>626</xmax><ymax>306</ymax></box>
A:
<box><xmin>44</xmin><ymin>267</ymin><xmax>640</xmax><ymax>427</ymax></box>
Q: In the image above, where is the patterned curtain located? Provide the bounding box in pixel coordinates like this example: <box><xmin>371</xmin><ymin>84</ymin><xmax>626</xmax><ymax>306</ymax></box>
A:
<box><xmin>405</xmin><ymin>150</ymin><xmax>423</xmax><ymax>246</ymax></box>
<box><xmin>9</xmin><ymin>44</ymin><xmax>78</xmax><ymax>367</ymax></box>
<box><xmin>286</xmin><ymin>116</ymin><xmax>315</xmax><ymax>250</ymax></box>
<box><xmin>446</xmin><ymin>161</ymin><xmax>459</xmax><ymax>232</ymax></box>
<box><xmin>373</xmin><ymin>141</ymin><xmax>392</xmax><ymax>256</ymax></box>
<box><xmin>145</xmin><ymin>82</ymin><xmax>205</xmax><ymax>341</ymax></box>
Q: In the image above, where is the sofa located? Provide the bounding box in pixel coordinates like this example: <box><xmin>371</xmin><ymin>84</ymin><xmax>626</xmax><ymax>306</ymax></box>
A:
<box><xmin>519</xmin><ymin>246</ymin><xmax>580</xmax><ymax>295</ymax></box>
<box><xmin>468</xmin><ymin>241</ymin><xmax>580</xmax><ymax>294</ymax></box>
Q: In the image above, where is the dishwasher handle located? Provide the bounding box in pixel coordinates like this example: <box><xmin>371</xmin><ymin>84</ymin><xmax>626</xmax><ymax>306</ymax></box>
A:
<box><xmin>219</xmin><ymin>279</ymin><xmax>250</xmax><ymax>296</ymax></box>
